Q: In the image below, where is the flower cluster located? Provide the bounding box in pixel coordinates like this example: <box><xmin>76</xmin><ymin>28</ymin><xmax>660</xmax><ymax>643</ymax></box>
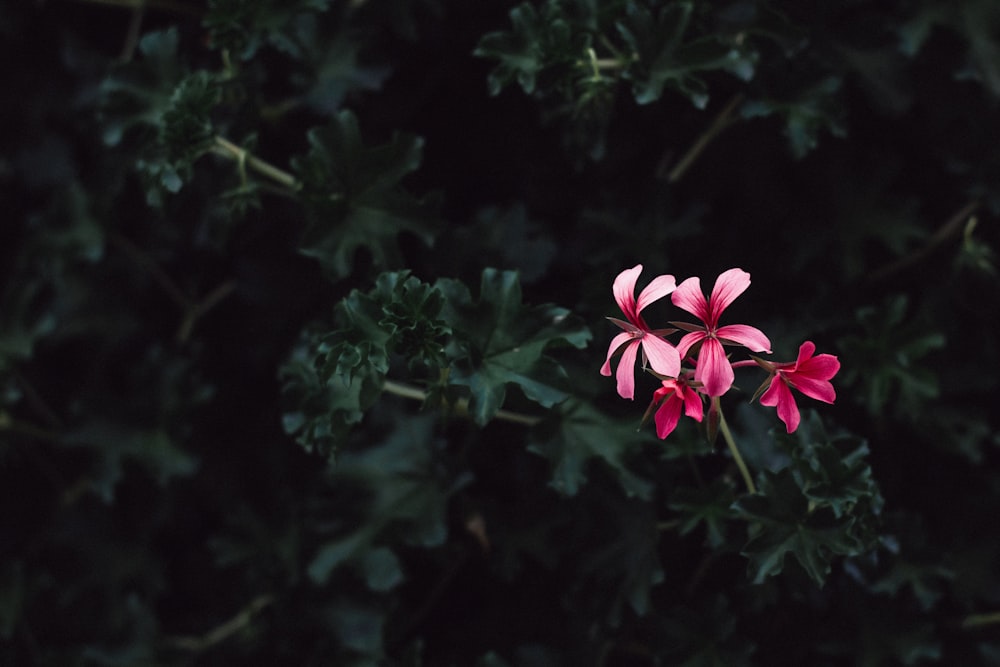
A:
<box><xmin>601</xmin><ymin>265</ymin><xmax>840</xmax><ymax>436</ymax></box>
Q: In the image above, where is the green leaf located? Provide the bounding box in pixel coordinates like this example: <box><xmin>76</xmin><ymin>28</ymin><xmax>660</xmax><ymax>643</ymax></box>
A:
<box><xmin>473</xmin><ymin>2</ymin><xmax>576</xmax><ymax>96</ymax></box>
<box><xmin>733</xmin><ymin>468</ymin><xmax>866</xmax><ymax>586</ymax></box>
<box><xmin>741</xmin><ymin>76</ymin><xmax>846</xmax><ymax>157</ymax></box>
<box><xmin>668</xmin><ymin>480</ymin><xmax>736</xmax><ymax>548</ymax></box>
<box><xmin>838</xmin><ymin>295</ymin><xmax>946</xmax><ymax>417</ymax></box>
<box><xmin>528</xmin><ymin>399</ymin><xmax>655</xmax><ymax>498</ymax></box>
<box><xmin>616</xmin><ymin>1</ymin><xmax>742</xmax><ymax>107</ymax></box>
<box><xmin>307</xmin><ymin>414</ymin><xmax>469</xmax><ymax>585</ymax></box>
<box><xmin>436</xmin><ymin>269</ymin><xmax>591</xmax><ymax>425</ymax></box>
<box><xmin>58</xmin><ymin>422</ymin><xmax>198</xmax><ymax>503</ymax></box>
<box><xmin>293</xmin><ymin>110</ymin><xmax>440</xmax><ymax>279</ymax></box>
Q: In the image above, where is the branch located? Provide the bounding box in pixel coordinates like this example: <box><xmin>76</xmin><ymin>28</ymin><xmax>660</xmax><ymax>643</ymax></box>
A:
<box><xmin>381</xmin><ymin>379</ymin><xmax>543</xmax><ymax>427</ymax></box>
<box><xmin>868</xmin><ymin>200</ymin><xmax>980</xmax><ymax>282</ymax></box>
<box><xmin>213</xmin><ymin>136</ymin><xmax>301</xmax><ymax>191</ymax></box>
<box><xmin>163</xmin><ymin>594</ymin><xmax>275</xmax><ymax>652</ymax></box>
<box><xmin>664</xmin><ymin>93</ymin><xmax>744</xmax><ymax>183</ymax></box>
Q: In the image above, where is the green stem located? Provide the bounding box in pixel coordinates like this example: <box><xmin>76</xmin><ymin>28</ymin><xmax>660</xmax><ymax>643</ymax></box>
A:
<box><xmin>381</xmin><ymin>379</ymin><xmax>542</xmax><ymax>427</ymax></box>
<box><xmin>213</xmin><ymin>136</ymin><xmax>301</xmax><ymax>191</ymax></box>
<box><xmin>718</xmin><ymin>406</ymin><xmax>756</xmax><ymax>494</ymax></box>
<box><xmin>962</xmin><ymin>611</ymin><xmax>1000</xmax><ymax>629</ymax></box>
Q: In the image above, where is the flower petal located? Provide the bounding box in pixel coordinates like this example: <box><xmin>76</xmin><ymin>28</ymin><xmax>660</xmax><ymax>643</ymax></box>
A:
<box><xmin>615</xmin><ymin>339</ymin><xmax>640</xmax><ymax>400</ymax></box>
<box><xmin>795</xmin><ymin>341</ymin><xmax>817</xmax><ymax>365</ymax></box>
<box><xmin>797</xmin><ymin>353</ymin><xmax>841</xmax><ymax>381</ymax></box>
<box><xmin>600</xmin><ymin>332</ymin><xmax>633</xmax><ymax>376</ymax></box>
<box><xmin>654</xmin><ymin>392</ymin><xmax>683</xmax><ymax>439</ymax></box>
<box><xmin>707</xmin><ymin>268</ymin><xmax>751</xmax><ymax>326</ymax></box>
<box><xmin>675</xmin><ymin>330</ymin><xmax>707</xmax><ymax>360</ymax></box>
<box><xmin>787</xmin><ymin>375</ymin><xmax>836</xmax><ymax>403</ymax></box>
<box><xmin>716</xmin><ymin>324</ymin><xmax>772</xmax><ymax>353</ymax></box>
<box><xmin>636</xmin><ymin>274</ymin><xmax>676</xmax><ymax>314</ymax></box>
<box><xmin>760</xmin><ymin>375</ymin><xmax>800</xmax><ymax>433</ymax></box>
<box><xmin>695</xmin><ymin>338</ymin><xmax>734</xmax><ymax>397</ymax></box>
<box><xmin>681</xmin><ymin>385</ymin><xmax>704</xmax><ymax>421</ymax></box>
<box><xmin>612</xmin><ymin>265</ymin><xmax>643</xmax><ymax>324</ymax></box>
<box><xmin>641</xmin><ymin>334</ymin><xmax>681</xmax><ymax>378</ymax></box>
<box><xmin>670</xmin><ymin>276</ymin><xmax>709</xmax><ymax>323</ymax></box>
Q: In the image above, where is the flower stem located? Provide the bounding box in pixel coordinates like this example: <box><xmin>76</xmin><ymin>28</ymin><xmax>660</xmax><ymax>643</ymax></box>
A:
<box><xmin>381</xmin><ymin>379</ymin><xmax>542</xmax><ymax>427</ymax></box>
<box><xmin>718</xmin><ymin>406</ymin><xmax>756</xmax><ymax>494</ymax></box>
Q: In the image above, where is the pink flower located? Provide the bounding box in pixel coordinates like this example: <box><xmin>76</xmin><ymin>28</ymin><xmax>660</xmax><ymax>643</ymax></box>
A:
<box><xmin>758</xmin><ymin>341</ymin><xmax>840</xmax><ymax>433</ymax></box>
<box><xmin>671</xmin><ymin>268</ymin><xmax>771</xmax><ymax>397</ymax></box>
<box><xmin>649</xmin><ymin>376</ymin><xmax>703</xmax><ymax>439</ymax></box>
<box><xmin>600</xmin><ymin>265</ymin><xmax>681</xmax><ymax>399</ymax></box>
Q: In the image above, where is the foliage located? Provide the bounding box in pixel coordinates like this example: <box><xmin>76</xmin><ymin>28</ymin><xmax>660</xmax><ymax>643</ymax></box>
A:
<box><xmin>4</xmin><ymin>0</ymin><xmax>1000</xmax><ymax>665</ymax></box>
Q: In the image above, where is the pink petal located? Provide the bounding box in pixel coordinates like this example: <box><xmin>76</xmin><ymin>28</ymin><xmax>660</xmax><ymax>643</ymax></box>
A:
<box><xmin>716</xmin><ymin>324</ymin><xmax>772</xmax><ymax>353</ymax></box>
<box><xmin>600</xmin><ymin>332</ymin><xmax>634</xmax><ymax>376</ymax></box>
<box><xmin>670</xmin><ymin>276</ymin><xmax>709</xmax><ymax>323</ymax></box>
<box><xmin>695</xmin><ymin>338</ymin><xmax>734</xmax><ymax>397</ymax></box>
<box><xmin>795</xmin><ymin>341</ymin><xmax>817</xmax><ymax>365</ymax></box>
<box><xmin>787</xmin><ymin>375</ymin><xmax>836</xmax><ymax>403</ymax></box>
<box><xmin>635</xmin><ymin>274</ymin><xmax>676</xmax><ymax>314</ymax></box>
<box><xmin>612</xmin><ymin>265</ymin><xmax>643</xmax><ymax>323</ymax></box>
<box><xmin>797</xmin><ymin>353</ymin><xmax>840</xmax><ymax>381</ymax></box>
<box><xmin>760</xmin><ymin>376</ymin><xmax>800</xmax><ymax>433</ymax></box>
<box><xmin>641</xmin><ymin>334</ymin><xmax>681</xmax><ymax>378</ymax></box>
<box><xmin>615</xmin><ymin>339</ymin><xmax>640</xmax><ymax>400</ymax></box>
<box><xmin>675</xmin><ymin>330</ymin><xmax>707</xmax><ymax>360</ymax></box>
<box><xmin>707</xmin><ymin>268</ymin><xmax>751</xmax><ymax>326</ymax></box>
<box><xmin>682</xmin><ymin>385</ymin><xmax>704</xmax><ymax>421</ymax></box>
<box><xmin>654</xmin><ymin>393</ymin><xmax>683</xmax><ymax>439</ymax></box>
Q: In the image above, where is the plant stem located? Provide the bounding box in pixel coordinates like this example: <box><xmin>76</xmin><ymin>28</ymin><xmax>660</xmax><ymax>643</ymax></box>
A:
<box><xmin>962</xmin><ymin>611</ymin><xmax>1000</xmax><ymax>629</ymax></box>
<box><xmin>213</xmin><ymin>136</ymin><xmax>301</xmax><ymax>191</ymax></box>
<box><xmin>381</xmin><ymin>379</ymin><xmax>542</xmax><ymax>427</ymax></box>
<box><xmin>163</xmin><ymin>594</ymin><xmax>274</xmax><ymax>652</ymax></box>
<box><xmin>665</xmin><ymin>93</ymin><xmax>744</xmax><ymax>183</ymax></box>
<box><xmin>868</xmin><ymin>200</ymin><xmax>980</xmax><ymax>282</ymax></box>
<box><xmin>718</xmin><ymin>406</ymin><xmax>756</xmax><ymax>494</ymax></box>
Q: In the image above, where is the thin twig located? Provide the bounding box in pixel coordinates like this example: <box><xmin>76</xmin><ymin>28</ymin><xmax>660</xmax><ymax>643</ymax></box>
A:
<box><xmin>109</xmin><ymin>232</ymin><xmax>189</xmax><ymax>308</ymax></box>
<box><xmin>176</xmin><ymin>280</ymin><xmax>238</xmax><ymax>342</ymax></box>
<box><xmin>213</xmin><ymin>136</ymin><xmax>301</xmax><ymax>191</ymax></box>
<box><xmin>163</xmin><ymin>594</ymin><xmax>275</xmax><ymax>652</ymax></box>
<box><xmin>381</xmin><ymin>380</ymin><xmax>543</xmax><ymax>427</ymax></box>
<box><xmin>962</xmin><ymin>611</ymin><xmax>1000</xmax><ymax>629</ymax></box>
<box><xmin>665</xmin><ymin>93</ymin><xmax>745</xmax><ymax>183</ymax></box>
<box><xmin>868</xmin><ymin>200</ymin><xmax>980</xmax><ymax>282</ymax></box>
<box><xmin>118</xmin><ymin>3</ymin><xmax>145</xmax><ymax>62</ymax></box>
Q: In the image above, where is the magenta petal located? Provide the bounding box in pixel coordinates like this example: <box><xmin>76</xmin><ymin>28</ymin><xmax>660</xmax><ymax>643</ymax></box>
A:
<box><xmin>600</xmin><ymin>332</ymin><xmax>633</xmax><ymax>376</ymax></box>
<box><xmin>716</xmin><ymin>324</ymin><xmax>772</xmax><ymax>353</ymax></box>
<box><xmin>760</xmin><ymin>376</ymin><xmax>800</xmax><ymax>432</ymax></box>
<box><xmin>707</xmin><ymin>268</ymin><xmax>751</xmax><ymax>324</ymax></box>
<box><xmin>612</xmin><ymin>265</ymin><xmax>643</xmax><ymax>323</ymax></box>
<box><xmin>616</xmin><ymin>340</ymin><xmax>640</xmax><ymax>400</ymax></box>
<box><xmin>798</xmin><ymin>353</ymin><xmax>841</xmax><ymax>381</ymax></box>
<box><xmin>636</xmin><ymin>274</ymin><xmax>677</xmax><ymax>314</ymax></box>
<box><xmin>682</xmin><ymin>385</ymin><xmax>704</xmax><ymax>421</ymax></box>
<box><xmin>795</xmin><ymin>341</ymin><xmax>817</xmax><ymax>365</ymax></box>
<box><xmin>675</xmin><ymin>330</ymin><xmax>707</xmax><ymax>359</ymax></box>
<box><xmin>696</xmin><ymin>338</ymin><xmax>734</xmax><ymax>397</ymax></box>
<box><xmin>670</xmin><ymin>276</ymin><xmax>709</xmax><ymax>323</ymax></box>
<box><xmin>654</xmin><ymin>394</ymin><xmax>683</xmax><ymax>439</ymax></box>
<box><xmin>641</xmin><ymin>334</ymin><xmax>681</xmax><ymax>378</ymax></box>
<box><xmin>789</xmin><ymin>376</ymin><xmax>836</xmax><ymax>403</ymax></box>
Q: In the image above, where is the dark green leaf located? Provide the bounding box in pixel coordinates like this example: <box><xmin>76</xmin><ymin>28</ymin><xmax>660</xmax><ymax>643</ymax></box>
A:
<box><xmin>528</xmin><ymin>399</ymin><xmax>655</xmax><ymax>498</ymax></box>
<box><xmin>437</xmin><ymin>269</ymin><xmax>591</xmax><ymax>424</ymax></box>
<box><xmin>293</xmin><ymin>110</ymin><xmax>440</xmax><ymax>278</ymax></box>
